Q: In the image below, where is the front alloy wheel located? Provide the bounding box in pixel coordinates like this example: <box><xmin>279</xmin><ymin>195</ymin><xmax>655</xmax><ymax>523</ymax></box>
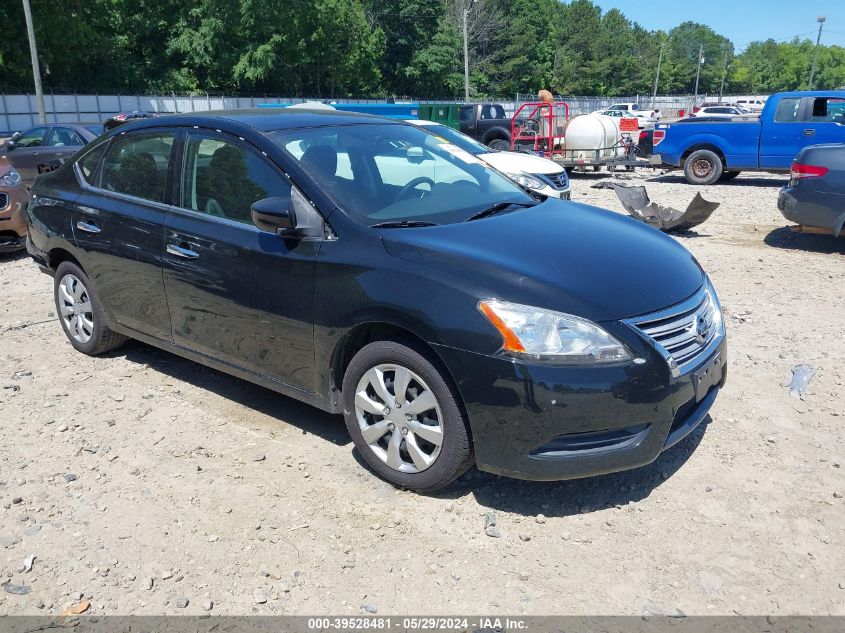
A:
<box><xmin>342</xmin><ymin>340</ymin><xmax>473</xmax><ymax>492</ymax></box>
<box><xmin>354</xmin><ymin>364</ymin><xmax>444</xmax><ymax>473</ymax></box>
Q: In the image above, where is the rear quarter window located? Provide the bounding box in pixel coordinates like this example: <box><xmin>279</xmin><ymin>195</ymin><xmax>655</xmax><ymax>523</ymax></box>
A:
<box><xmin>773</xmin><ymin>98</ymin><xmax>801</xmax><ymax>123</ymax></box>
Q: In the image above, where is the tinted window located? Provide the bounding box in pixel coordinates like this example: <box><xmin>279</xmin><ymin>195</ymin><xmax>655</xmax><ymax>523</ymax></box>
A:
<box><xmin>47</xmin><ymin>127</ymin><xmax>84</xmax><ymax>147</ymax></box>
<box><xmin>77</xmin><ymin>141</ymin><xmax>108</xmax><ymax>184</ymax></box>
<box><xmin>774</xmin><ymin>98</ymin><xmax>800</xmax><ymax>123</ymax></box>
<box><xmin>85</xmin><ymin>125</ymin><xmax>104</xmax><ymax>136</ymax></box>
<box><xmin>101</xmin><ymin>133</ymin><xmax>174</xmax><ymax>203</ymax></box>
<box><xmin>811</xmin><ymin>97</ymin><xmax>845</xmax><ymax>123</ymax></box>
<box><xmin>459</xmin><ymin>106</ymin><xmax>473</xmax><ymax>122</ymax></box>
<box><xmin>15</xmin><ymin>126</ymin><xmax>47</xmax><ymax>147</ymax></box>
<box><xmin>181</xmin><ymin>134</ymin><xmax>290</xmax><ymax>224</ymax></box>
<box><xmin>480</xmin><ymin>105</ymin><xmax>505</xmax><ymax>120</ymax></box>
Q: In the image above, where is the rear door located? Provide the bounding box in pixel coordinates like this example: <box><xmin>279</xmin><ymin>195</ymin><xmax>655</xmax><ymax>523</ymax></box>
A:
<box><xmin>759</xmin><ymin>96</ymin><xmax>805</xmax><ymax>169</ymax></box>
<box><xmin>161</xmin><ymin>130</ymin><xmax>319</xmax><ymax>391</ymax></box>
<box><xmin>800</xmin><ymin>96</ymin><xmax>845</xmax><ymax>149</ymax></box>
<box><xmin>459</xmin><ymin>105</ymin><xmax>477</xmax><ymax>137</ymax></box>
<box><xmin>71</xmin><ymin>130</ymin><xmax>175</xmax><ymax>340</ymax></box>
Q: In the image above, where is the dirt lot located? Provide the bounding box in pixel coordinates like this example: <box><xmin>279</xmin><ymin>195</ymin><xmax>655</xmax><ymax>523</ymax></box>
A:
<box><xmin>1</xmin><ymin>170</ymin><xmax>844</xmax><ymax>616</ymax></box>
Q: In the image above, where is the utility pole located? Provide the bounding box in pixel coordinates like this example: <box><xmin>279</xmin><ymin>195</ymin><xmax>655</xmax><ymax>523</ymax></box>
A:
<box><xmin>693</xmin><ymin>44</ymin><xmax>704</xmax><ymax>106</ymax></box>
<box><xmin>463</xmin><ymin>6</ymin><xmax>470</xmax><ymax>102</ymax></box>
<box><xmin>21</xmin><ymin>0</ymin><xmax>46</xmax><ymax>124</ymax></box>
<box><xmin>462</xmin><ymin>0</ymin><xmax>479</xmax><ymax>102</ymax></box>
<box><xmin>719</xmin><ymin>49</ymin><xmax>729</xmax><ymax>102</ymax></box>
<box><xmin>808</xmin><ymin>16</ymin><xmax>826</xmax><ymax>90</ymax></box>
<box><xmin>652</xmin><ymin>41</ymin><xmax>667</xmax><ymax>110</ymax></box>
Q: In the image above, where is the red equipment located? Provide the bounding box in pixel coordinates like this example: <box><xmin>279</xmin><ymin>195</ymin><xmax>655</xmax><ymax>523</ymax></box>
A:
<box><xmin>510</xmin><ymin>101</ymin><xmax>570</xmax><ymax>159</ymax></box>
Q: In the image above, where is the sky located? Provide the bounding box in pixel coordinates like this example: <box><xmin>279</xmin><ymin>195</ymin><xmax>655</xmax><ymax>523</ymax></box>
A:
<box><xmin>592</xmin><ymin>0</ymin><xmax>845</xmax><ymax>52</ymax></box>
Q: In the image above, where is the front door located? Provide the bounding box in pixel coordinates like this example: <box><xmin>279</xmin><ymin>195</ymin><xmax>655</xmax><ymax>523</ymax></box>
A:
<box><xmin>759</xmin><ymin>96</ymin><xmax>805</xmax><ymax>169</ymax></box>
<box><xmin>6</xmin><ymin>126</ymin><xmax>49</xmax><ymax>185</ymax></box>
<box><xmin>71</xmin><ymin>131</ymin><xmax>175</xmax><ymax>340</ymax></box>
<box><xmin>161</xmin><ymin>131</ymin><xmax>319</xmax><ymax>392</ymax></box>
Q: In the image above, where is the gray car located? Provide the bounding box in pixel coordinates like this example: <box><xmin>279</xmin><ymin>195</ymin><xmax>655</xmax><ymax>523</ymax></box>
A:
<box><xmin>1</xmin><ymin>123</ymin><xmax>102</xmax><ymax>187</ymax></box>
<box><xmin>778</xmin><ymin>143</ymin><xmax>845</xmax><ymax>237</ymax></box>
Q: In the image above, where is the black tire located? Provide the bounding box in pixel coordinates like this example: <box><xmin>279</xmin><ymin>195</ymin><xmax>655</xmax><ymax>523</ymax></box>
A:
<box><xmin>342</xmin><ymin>340</ymin><xmax>473</xmax><ymax>492</ymax></box>
<box><xmin>486</xmin><ymin>138</ymin><xmax>510</xmax><ymax>151</ymax></box>
<box><xmin>683</xmin><ymin>149</ymin><xmax>723</xmax><ymax>185</ymax></box>
<box><xmin>720</xmin><ymin>170</ymin><xmax>741</xmax><ymax>181</ymax></box>
<box><xmin>53</xmin><ymin>261</ymin><xmax>127</xmax><ymax>355</ymax></box>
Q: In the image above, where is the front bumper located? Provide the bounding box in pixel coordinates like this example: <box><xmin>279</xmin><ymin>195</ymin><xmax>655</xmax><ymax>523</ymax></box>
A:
<box><xmin>434</xmin><ymin>335</ymin><xmax>726</xmax><ymax>481</ymax></box>
<box><xmin>532</xmin><ymin>183</ymin><xmax>570</xmax><ymax>200</ymax></box>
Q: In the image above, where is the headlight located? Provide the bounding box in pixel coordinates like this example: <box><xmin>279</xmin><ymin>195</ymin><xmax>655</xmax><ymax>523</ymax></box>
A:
<box><xmin>478</xmin><ymin>299</ymin><xmax>632</xmax><ymax>364</ymax></box>
<box><xmin>509</xmin><ymin>173</ymin><xmax>545</xmax><ymax>191</ymax></box>
<box><xmin>0</xmin><ymin>168</ymin><xmax>22</xmax><ymax>187</ymax></box>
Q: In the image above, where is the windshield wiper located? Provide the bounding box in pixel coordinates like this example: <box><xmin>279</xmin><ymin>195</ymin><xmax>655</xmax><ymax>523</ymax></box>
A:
<box><xmin>465</xmin><ymin>201</ymin><xmax>537</xmax><ymax>222</ymax></box>
<box><xmin>370</xmin><ymin>220</ymin><xmax>438</xmax><ymax>228</ymax></box>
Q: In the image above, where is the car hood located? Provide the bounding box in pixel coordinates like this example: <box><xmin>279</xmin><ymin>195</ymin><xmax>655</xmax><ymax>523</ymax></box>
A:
<box><xmin>480</xmin><ymin>151</ymin><xmax>564</xmax><ymax>175</ymax></box>
<box><xmin>379</xmin><ymin>200</ymin><xmax>704</xmax><ymax>322</ymax></box>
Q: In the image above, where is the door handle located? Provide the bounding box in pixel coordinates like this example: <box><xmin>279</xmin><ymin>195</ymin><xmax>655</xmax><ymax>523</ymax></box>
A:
<box><xmin>76</xmin><ymin>220</ymin><xmax>101</xmax><ymax>234</ymax></box>
<box><xmin>803</xmin><ymin>129</ymin><xmax>816</xmax><ymax>136</ymax></box>
<box><xmin>166</xmin><ymin>243</ymin><xmax>199</xmax><ymax>259</ymax></box>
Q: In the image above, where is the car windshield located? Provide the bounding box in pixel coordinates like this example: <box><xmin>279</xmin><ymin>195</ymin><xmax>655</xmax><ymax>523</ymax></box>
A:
<box><xmin>266</xmin><ymin>123</ymin><xmax>532</xmax><ymax>226</ymax></box>
<box><xmin>415</xmin><ymin>123</ymin><xmax>489</xmax><ymax>156</ymax></box>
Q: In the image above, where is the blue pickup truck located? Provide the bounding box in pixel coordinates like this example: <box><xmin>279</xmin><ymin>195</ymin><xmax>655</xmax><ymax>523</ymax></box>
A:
<box><xmin>654</xmin><ymin>91</ymin><xmax>845</xmax><ymax>184</ymax></box>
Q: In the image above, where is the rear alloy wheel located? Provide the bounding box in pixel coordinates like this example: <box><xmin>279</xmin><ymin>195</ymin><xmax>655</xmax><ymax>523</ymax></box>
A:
<box><xmin>342</xmin><ymin>341</ymin><xmax>472</xmax><ymax>492</ymax></box>
<box><xmin>53</xmin><ymin>261</ymin><xmax>126</xmax><ymax>355</ymax></box>
<box><xmin>683</xmin><ymin>149</ymin><xmax>723</xmax><ymax>185</ymax></box>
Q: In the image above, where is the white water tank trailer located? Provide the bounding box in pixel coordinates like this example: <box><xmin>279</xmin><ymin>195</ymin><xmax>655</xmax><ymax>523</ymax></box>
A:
<box><xmin>562</xmin><ymin>115</ymin><xmax>622</xmax><ymax>159</ymax></box>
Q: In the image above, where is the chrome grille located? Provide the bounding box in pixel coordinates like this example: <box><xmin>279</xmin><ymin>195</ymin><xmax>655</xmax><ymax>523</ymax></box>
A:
<box><xmin>629</xmin><ymin>286</ymin><xmax>721</xmax><ymax>373</ymax></box>
<box><xmin>536</xmin><ymin>171</ymin><xmax>568</xmax><ymax>190</ymax></box>
<box><xmin>0</xmin><ymin>192</ymin><xmax>8</xmax><ymax>209</ymax></box>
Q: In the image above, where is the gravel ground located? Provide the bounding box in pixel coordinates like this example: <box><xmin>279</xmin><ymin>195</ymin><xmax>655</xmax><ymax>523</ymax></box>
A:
<box><xmin>1</xmin><ymin>170</ymin><xmax>843</xmax><ymax>616</ymax></box>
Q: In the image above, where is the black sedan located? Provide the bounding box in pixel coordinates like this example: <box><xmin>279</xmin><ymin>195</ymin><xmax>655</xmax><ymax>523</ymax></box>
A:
<box><xmin>1</xmin><ymin>122</ymin><xmax>102</xmax><ymax>186</ymax></box>
<box><xmin>25</xmin><ymin>109</ymin><xmax>726</xmax><ymax>491</ymax></box>
<box><xmin>778</xmin><ymin>143</ymin><xmax>845</xmax><ymax>237</ymax></box>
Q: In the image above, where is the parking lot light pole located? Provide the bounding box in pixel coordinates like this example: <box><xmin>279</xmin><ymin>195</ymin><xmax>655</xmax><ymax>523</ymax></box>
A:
<box><xmin>652</xmin><ymin>41</ymin><xmax>667</xmax><ymax>110</ymax></box>
<box><xmin>693</xmin><ymin>44</ymin><xmax>704</xmax><ymax>105</ymax></box>
<box><xmin>21</xmin><ymin>0</ymin><xmax>46</xmax><ymax>125</ymax></box>
<box><xmin>808</xmin><ymin>16</ymin><xmax>826</xmax><ymax>90</ymax></box>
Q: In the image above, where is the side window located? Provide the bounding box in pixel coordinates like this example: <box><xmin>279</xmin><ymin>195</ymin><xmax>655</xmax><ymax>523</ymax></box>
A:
<box><xmin>77</xmin><ymin>141</ymin><xmax>108</xmax><ymax>185</ymax></box>
<box><xmin>101</xmin><ymin>132</ymin><xmax>175</xmax><ymax>203</ymax></box>
<box><xmin>773</xmin><ymin>98</ymin><xmax>800</xmax><ymax>123</ymax></box>
<box><xmin>810</xmin><ymin>98</ymin><xmax>845</xmax><ymax>122</ymax></box>
<box><xmin>459</xmin><ymin>106</ymin><xmax>473</xmax><ymax>123</ymax></box>
<box><xmin>181</xmin><ymin>134</ymin><xmax>290</xmax><ymax>224</ymax></box>
<box><xmin>47</xmin><ymin>127</ymin><xmax>84</xmax><ymax>147</ymax></box>
<box><xmin>14</xmin><ymin>126</ymin><xmax>47</xmax><ymax>147</ymax></box>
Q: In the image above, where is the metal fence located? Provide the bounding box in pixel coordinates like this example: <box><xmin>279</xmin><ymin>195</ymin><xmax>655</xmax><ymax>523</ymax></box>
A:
<box><xmin>0</xmin><ymin>92</ymin><xmax>773</xmax><ymax>134</ymax></box>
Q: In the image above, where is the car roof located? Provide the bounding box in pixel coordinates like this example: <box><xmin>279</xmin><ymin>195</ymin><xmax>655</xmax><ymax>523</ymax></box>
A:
<box><xmin>113</xmin><ymin>108</ymin><xmax>392</xmax><ymax>133</ymax></box>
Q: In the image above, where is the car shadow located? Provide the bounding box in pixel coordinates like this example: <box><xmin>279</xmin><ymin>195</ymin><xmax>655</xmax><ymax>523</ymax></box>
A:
<box><xmin>764</xmin><ymin>226</ymin><xmax>845</xmax><ymax>254</ymax></box>
<box><xmin>103</xmin><ymin>338</ymin><xmax>709</xmax><ymax>507</ymax></box>
<box><xmin>111</xmin><ymin>340</ymin><xmax>350</xmax><ymax>446</ymax></box>
<box><xmin>433</xmin><ymin>417</ymin><xmax>711</xmax><ymax>518</ymax></box>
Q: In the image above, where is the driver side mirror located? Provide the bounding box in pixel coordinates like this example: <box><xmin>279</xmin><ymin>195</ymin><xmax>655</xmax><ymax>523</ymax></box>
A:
<box><xmin>251</xmin><ymin>196</ymin><xmax>297</xmax><ymax>236</ymax></box>
<box><xmin>5</xmin><ymin>139</ymin><xmax>17</xmax><ymax>151</ymax></box>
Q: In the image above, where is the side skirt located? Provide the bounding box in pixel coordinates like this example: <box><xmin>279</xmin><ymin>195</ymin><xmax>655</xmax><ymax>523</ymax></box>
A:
<box><xmin>110</xmin><ymin>324</ymin><xmax>338</xmax><ymax>414</ymax></box>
